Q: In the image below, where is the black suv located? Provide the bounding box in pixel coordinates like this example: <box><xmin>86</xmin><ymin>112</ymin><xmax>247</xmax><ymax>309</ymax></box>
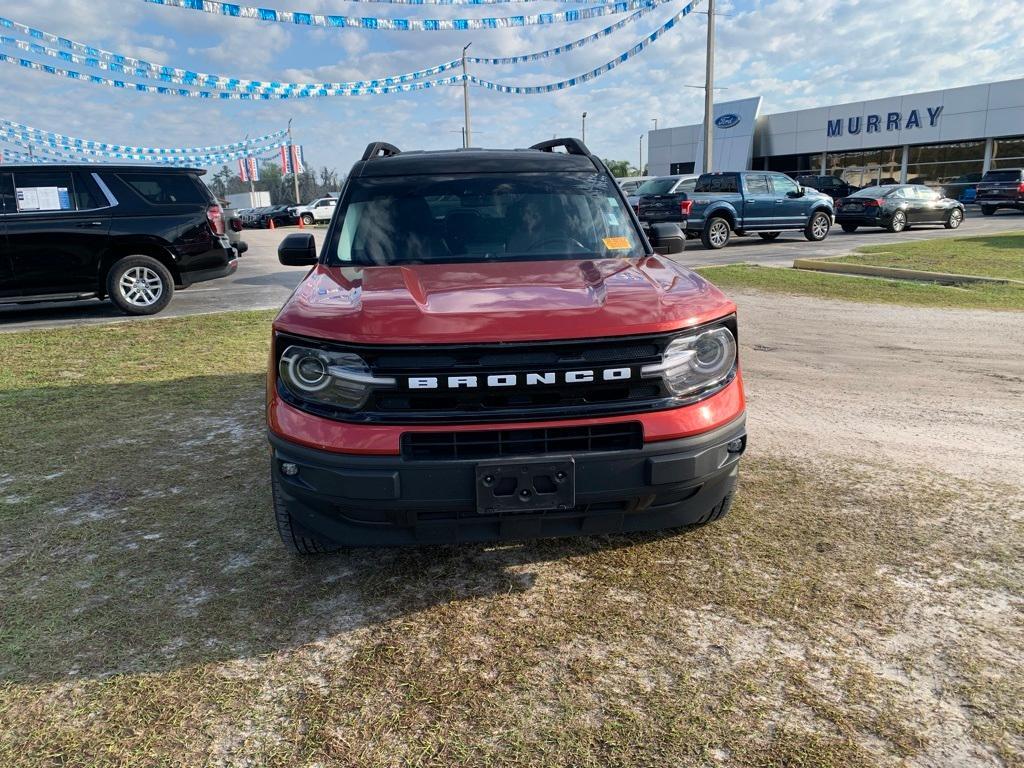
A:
<box><xmin>975</xmin><ymin>168</ymin><xmax>1024</xmax><ymax>215</ymax></box>
<box><xmin>0</xmin><ymin>165</ymin><xmax>237</xmax><ymax>316</ymax></box>
<box><xmin>795</xmin><ymin>175</ymin><xmax>859</xmax><ymax>200</ymax></box>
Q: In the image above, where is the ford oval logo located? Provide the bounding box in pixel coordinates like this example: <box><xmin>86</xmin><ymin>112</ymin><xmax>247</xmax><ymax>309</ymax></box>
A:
<box><xmin>715</xmin><ymin>113</ymin><xmax>741</xmax><ymax>129</ymax></box>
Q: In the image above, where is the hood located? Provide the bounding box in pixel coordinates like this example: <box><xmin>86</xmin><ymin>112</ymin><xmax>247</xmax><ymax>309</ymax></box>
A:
<box><xmin>274</xmin><ymin>257</ymin><xmax>735</xmax><ymax>345</ymax></box>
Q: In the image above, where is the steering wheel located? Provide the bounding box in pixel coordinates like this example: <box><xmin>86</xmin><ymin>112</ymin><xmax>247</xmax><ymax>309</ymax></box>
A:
<box><xmin>526</xmin><ymin>236</ymin><xmax>589</xmax><ymax>253</ymax></box>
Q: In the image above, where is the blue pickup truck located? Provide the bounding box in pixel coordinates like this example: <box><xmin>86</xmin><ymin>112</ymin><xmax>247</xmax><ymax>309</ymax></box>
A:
<box><xmin>638</xmin><ymin>171</ymin><xmax>835</xmax><ymax>250</ymax></box>
<box><xmin>689</xmin><ymin>172</ymin><xmax>835</xmax><ymax>249</ymax></box>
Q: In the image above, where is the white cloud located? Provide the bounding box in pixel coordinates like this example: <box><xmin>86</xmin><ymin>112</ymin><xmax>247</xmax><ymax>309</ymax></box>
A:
<box><xmin>0</xmin><ymin>0</ymin><xmax>1022</xmax><ymax>172</ymax></box>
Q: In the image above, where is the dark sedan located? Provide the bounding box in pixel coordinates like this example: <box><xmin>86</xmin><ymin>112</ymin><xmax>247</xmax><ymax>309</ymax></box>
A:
<box><xmin>835</xmin><ymin>185</ymin><xmax>964</xmax><ymax>233</ymax></box>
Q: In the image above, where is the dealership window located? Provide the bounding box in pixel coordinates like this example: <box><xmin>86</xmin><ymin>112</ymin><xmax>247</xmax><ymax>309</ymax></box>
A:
<box><xmin>670</xmin><ymin>162</ymin><xmax>695</xmax><ymax>175</ymax></box>
<box><xmin>993</xmin><ymin>136</ymin><xmax>1024</xmax><ymax>169</ymax></box>
<box><xmin>827</xmin><ymin>148</ymin><xmax>901</xmax><ymax>188</ymax></box>
<box><xmin>756</xmin><ymin>153</ymin><xmax>818</xmax><ymax>176</ymax></box>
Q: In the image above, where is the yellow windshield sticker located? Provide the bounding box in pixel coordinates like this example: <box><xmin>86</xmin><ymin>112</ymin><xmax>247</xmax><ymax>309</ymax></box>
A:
<box><xmin>603</xmin><ymin>236</ymin><xmax>631</xmax><ymax>250</ymax></box>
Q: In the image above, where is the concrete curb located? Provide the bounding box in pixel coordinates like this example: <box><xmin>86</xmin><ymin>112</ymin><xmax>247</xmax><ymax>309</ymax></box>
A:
<box><xmin>791</xmin><ymin>258</ymin><xmax>1022</xmax><ymax>286</ymax></box>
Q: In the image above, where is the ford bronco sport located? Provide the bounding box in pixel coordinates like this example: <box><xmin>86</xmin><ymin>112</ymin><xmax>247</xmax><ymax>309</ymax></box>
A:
<box><xmin>267</xmin><ymin>139</ymin><xmax>747</xmax><ymax>552</ymax></box>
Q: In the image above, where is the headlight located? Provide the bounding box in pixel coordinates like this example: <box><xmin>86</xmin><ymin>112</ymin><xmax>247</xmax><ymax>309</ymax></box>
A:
<box><xmin>641</xmin><ymin>326</ymin><xmax>737</xmax><ymax>396</ymax></box>
<box><xmin>278</xmin><ymin>345</ymin><xmax>395</xmax><ymax>410</ymax></box>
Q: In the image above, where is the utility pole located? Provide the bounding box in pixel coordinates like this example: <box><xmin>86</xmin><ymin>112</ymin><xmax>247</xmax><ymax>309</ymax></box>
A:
<box><xmin>244</xmin><ymin>134</ymin><xmax>256</xmax><ymax>207</ymax></box>
<box><xmin>651</xmin><ymin>118</ymin><xmax>658</xmax><ymax>131</ymax></box>
<box><xmin>287</xmin><ymin>118</ymin><xmax>301</xmax><ymax>205</ymax></box>
<box><xmin>702</xmin><ymin>0</ymin><xmax>716</xmax><ymax>173</ymax></box>
<box><xmin>639</xmin><ymin>134</ymin><xmax>644</xmax><ymax>175</ymax></box>
<box><xmin>461</xmin><ymin>43</ymin><xmax>473</xmax><ymax>148</ymax></box>
<box><xmin>581</xmin><ymin>112</ymin><xmax>587</xmax><ymax>144</ymax></box>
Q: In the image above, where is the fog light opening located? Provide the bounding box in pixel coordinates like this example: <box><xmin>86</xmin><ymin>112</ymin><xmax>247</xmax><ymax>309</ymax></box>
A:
<box><xmin>727</xmin><ymin>438</ymin><xmax>745</xmax><ymax>454</ymax></box>
<box><xmin>281</xmin><ymin>462</ymin><xmax>300</xmax><ymax>477</ymax></box>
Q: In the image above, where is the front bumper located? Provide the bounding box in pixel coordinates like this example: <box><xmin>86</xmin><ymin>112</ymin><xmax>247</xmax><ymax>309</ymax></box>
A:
<box><xmin>269</xmin><ymin>414</ymin><xmax>746</xmax><ymax>546</ymax></box>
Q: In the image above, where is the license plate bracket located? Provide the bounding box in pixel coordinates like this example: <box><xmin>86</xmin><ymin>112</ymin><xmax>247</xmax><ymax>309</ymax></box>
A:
<box><xmin>475</xmin><ymin>458</ymin><xmax>575</xmax><ymax>515</ymax></box>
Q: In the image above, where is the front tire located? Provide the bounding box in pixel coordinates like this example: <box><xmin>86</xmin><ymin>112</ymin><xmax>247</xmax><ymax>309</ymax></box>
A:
<box><xmin>758</xmin><ymin>232</ymin><xmax>781</xmax><ymax>241</ymax></box>
<box><xmin>301</xmin><ymin>213</ymin><xmax>314</xmax><ymax>225</ymax></box>
<box><xmin>840</xmin><ymin>223</ymin><xmax>859</xmax><ymax>233</ymax></box>
<box><xmin>945</xmin><ymin>208</ymin><xmax>964</xmax><ymax>229</ymax></box>
<box><xmin>106</xmin><ymin>255</ymin><xmax>173</xmax><ymax>316</ymax></box>
<box><xmin>887</xmin><ymin>210</ymin><xmax>908</xmax><ymax>233</ymax></box>
<box><xmin>701</xmin><ymin>216</ymin><xmax>732</xmax><ymax>249</ymax></box>
<box><xmin>272</xmin><ymin>469</ymin><xmax>339</xmax><ymax>555</ymax></box>
<box><xmin>804</xmin><ymin>210</ymin><xmax>831</xmax><ymax>241</ymax></box>
<box><xmin>981</xmin><ymin>205</ymin><xmax>995</xmax><ymax>216</ymax></box>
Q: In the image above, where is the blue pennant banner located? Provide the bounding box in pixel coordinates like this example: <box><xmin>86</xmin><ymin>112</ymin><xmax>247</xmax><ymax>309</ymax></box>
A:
<box><xmin>0</xmin><ymin>128</ymin><xmax>288</xmax><ymax>164</ymax></box>
<box><xmin>0</xmin><ymin>18</ymin><xmax>463</xmax><ymax>91</ymax></box>
<box><xmin>0</xmin><ymin>118</ymin><xmax>285</xmax><ymax>156</ymax></box>
<box><xmin>141</xmin><ymin>0</ymin><xmax>657</xmax><ymax>31</ymax></box>
<box><xmin>469</xmin><ymin>0</ymin><xmax>677</xmax><ymax>63</ymax></box>
<box><xmin>470</xmin><ymin>0</ymin><xmax>697</xmax><ymax>92</ymax></box>
<box><xmin>0</xmin><ymin>53</ymin><xmax>464</xmax><ymax>97</ymax></box>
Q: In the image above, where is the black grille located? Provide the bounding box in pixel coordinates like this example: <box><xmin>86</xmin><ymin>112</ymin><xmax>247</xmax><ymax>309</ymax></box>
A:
<box><xmin>402</xmin><ymin>422</ymin><xmax>644</xmax><ymax>460</ymax></box>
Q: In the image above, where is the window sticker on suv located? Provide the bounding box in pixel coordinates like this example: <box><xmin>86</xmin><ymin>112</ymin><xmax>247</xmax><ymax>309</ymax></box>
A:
<box><xmin>16</xmin><ymin>185</ymin><xmax>72</xmax><ymax>212</ymax></box>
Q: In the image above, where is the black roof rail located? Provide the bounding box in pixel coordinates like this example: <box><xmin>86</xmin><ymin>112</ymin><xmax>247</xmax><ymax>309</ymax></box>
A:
<box><xmin>529</xmin><ymin>138</ymin><xmax>591</xmax><ymax>157</ymax></box>
<box><xmin>361</xmin><ymin>141</ymin><xmax>401</xmax><ymax>161</ymax></box>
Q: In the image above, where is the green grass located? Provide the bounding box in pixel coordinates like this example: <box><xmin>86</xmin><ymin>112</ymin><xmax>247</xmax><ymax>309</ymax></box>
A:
<box><xmin>698</xmin><ymin>264</ymin><xmax>1024</xmax><ymax>311</ymax></box>
<box><xmin>835</xmin><ymin>231</ymin><xmax>1024</xmax><ymax>281</ymax></box>
<box><xmin>0</xmin><ymin>313</ymin><xmax>1021</xmax><ymax>766</ymax></box>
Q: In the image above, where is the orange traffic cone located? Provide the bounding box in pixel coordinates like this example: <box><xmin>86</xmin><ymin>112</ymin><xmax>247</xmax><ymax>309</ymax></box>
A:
<box><xmin>269</xmin><ymin>218</ymin><xmax>275</xmax><ymax>230</ymax></box>
<box><xmin>298</xmin><ymin>216</ymin><xmax>305</xmax><ymax>229</ymax></box>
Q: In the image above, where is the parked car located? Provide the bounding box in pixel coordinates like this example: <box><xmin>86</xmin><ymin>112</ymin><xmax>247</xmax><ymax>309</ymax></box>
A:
<box><xmin>618</xmin><ymin>176</ymin><xmax>652</xmax><ymax>194</ymax></box>
<box><xmin>975</xmin><ymin>168</ymin><xmax>1024</xmax><ymax>215</ymax></box>
<box><xmin>289</xmin><ymin>196</ymin><xmax>337</xmax><ymax>226</ymax></box>
<box><xmin>834</xmin><ymin>185</ymin><xmax>964</xmax><ymax>232</ymax></box>
<box><xmin>219</xmin><ymin>200</ymin><xmax>248</xmax><ymax>258</ymax></box>
<box><xmin>256</xmin><ymin>205</ymin><xmax>293</xmax><ymax>229</ymax></box>
<box><xmin>632</xmin><ymin>175</ymin><xmax>700</xmax><ymax>224</ymax></box>
<box><xmin>795</xmin><ymin>175</ymin><xmax>859</xmax><ymax>200</ymax></box>
<box><xmin>266</xmin><ymin>138</ymin><xmax>744</xmax><ymax>552</ymax></box>
<box><xmin>627</xmin><ymin>175</ymin><xmax>697</xmax><ymax>212</ymax></box>
<box><xmin>686</xmin><ymin>172</ymin><xmax>835</xmax><ymax>249</ymax></box>
<box><xmin>0</xmin><ymin>164</ymin><xmax>236</xmax><ymax>315</ymax></box>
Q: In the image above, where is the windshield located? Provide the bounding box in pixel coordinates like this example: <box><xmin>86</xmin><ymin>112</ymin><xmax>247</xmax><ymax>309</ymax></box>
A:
<box><xmin>851</xmin><ymin>186</ymin><xmax>893</xmax><ymax>198</ymax></box>
<box><xmin>328</xmin><ymin>172</ymin><xmax>644</xmax><ymax>266</ymax></box>
<box><xmin>982</xmin><ymin>170</ymin><xmax>1022</xmax><ymax>182</ymax></box>
<box><xmin>635</xmin><ymin>177</ymin><xmax>679</xmax><ymax>195</ymax></box>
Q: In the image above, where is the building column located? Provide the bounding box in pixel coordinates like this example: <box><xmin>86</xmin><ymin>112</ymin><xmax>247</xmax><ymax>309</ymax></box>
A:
<box><xmin>820</xmin><ymin>151</ymin><xmax>827</xmax><ymax>175</ymax></box>
<box><xmin>982</xmin><ymin>138</ymin><xmax>994</xmax><ymax>174</ymax></box>
<box><xmin>899</xmin><ymin>145</ymin><xmax>910</xmax><ymax>184</ymax></box>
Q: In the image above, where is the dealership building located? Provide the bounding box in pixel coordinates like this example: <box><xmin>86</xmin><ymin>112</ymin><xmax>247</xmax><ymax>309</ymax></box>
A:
<box><xmin>647</xmin><ymin>77</ymin><xmax>1024</xmax><ymax>192</ymax></box>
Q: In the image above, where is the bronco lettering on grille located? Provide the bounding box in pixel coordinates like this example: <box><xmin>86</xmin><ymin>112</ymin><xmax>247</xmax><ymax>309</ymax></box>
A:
<box><xmin>406</xmin><ymin>367</ymin><xmax>633</xmax><ymax>390</ymax></box>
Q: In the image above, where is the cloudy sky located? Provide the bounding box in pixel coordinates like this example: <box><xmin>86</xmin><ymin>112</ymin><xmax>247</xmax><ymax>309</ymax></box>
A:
<box><xmin>2</xmin><ymin>0</ymin><xmax>1023</xmax><ymax>173</ymax></box>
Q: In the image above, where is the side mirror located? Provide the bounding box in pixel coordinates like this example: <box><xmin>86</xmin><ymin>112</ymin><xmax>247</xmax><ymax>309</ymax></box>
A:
<box><xmin>278</xmin><ymin>233</ymin><xmax>318</xmax><ymax>266</ymax></box>
<box><xmin>647</xmin><ymin>222</ymin><xmax>686</xmax><ymax>256</ymax></box>
<box><xmin>788</xmin><ymin>186</ymin><xmax>806</xmax><ymax>198</ymax></box>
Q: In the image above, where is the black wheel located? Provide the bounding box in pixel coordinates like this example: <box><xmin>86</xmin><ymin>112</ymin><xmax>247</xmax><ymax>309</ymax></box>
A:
<box><xmin>301</xmin><ymin>213</ymin><xmax>314</xmax><ymax>225</ymax></box>
<box><xmin>105</xmin><ymin>255</ymin><xmax>174</xmax><ymax>316</ymax></box>
<box><xmin>758</xmin><ymin>232</ymin><xmax>781</xmax><ymax>241</ymax></box>
<box><xmin>804</xmin><ymin>210</ymin><xmax>831</xmax><ymax>241</ymax></box>
<box><xmin>689</xmin><ymin>492</ymin><xmax>734</xmax><ymax>528</ymax></box>
<box><xmin>840</xmin><ymin>223</ymin><xmax>859</xmax><ymax>233</ymax></box>
<box><xmin>272</xmin><ymin>468</ymin><xmax>339</xmax><ymax>555</ymax></box>
<box><xmin>887</xmin><ymin>210</ymin><xmax>908</xmax><ymax>233</ymax></box>
<box><xmin>945</xmin><ymin>208</ymin><xmax>964</xmax><ymax>229</ymax></box>
<box><xmin>980</xmin><ymin>206</ymin><xmax>995</xmax><ymax>216</ymax></box>
<box><xmin>701</xmin><ymin>217</ymin><xmax>731</xmax><ymax>249</ymax></box>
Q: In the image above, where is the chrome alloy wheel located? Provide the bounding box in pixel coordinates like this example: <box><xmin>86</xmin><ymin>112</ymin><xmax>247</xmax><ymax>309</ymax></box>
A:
<box><xmin>709</xmin><ymin>219</ymin><xmax>730</xmax><ymax>247</ymax></box>
<box><xmin>891</xmin><ymin>211</ymin><xmax>907</xmax><ymax>232</ymax></box>
<box><xmin>948</xmin><ymin>209</ymin><xmax>963</xmax><ymax>228</ymax></box>
<box><xmin>811</xmin><ymin>213</ymin><xmax>830</xmax><ymax>239</ymax></box>
<box><xmin>118</xmin><ymin>266</ymin><xmax>163</xmax><ymax>307</ymax></box>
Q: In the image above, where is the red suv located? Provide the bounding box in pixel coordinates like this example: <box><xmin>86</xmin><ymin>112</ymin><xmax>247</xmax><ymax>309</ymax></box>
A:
<box><xmin>267</xmin><ymin>139</ymin><xmax>746</xmax><ymax>552</ymax></box>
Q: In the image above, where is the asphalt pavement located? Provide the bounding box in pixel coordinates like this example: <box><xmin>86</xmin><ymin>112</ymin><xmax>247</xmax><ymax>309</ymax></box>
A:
<box><xmin>1</xmin><ymin>208</ymin><xmax>1021</xmax><ymax>332</ymax></box>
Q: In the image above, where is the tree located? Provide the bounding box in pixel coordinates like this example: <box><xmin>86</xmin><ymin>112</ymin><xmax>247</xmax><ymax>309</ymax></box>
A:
<box><xmin>603</xmin><ymin>159</ymin><xmax>639</xmax><ymax>178</ymax></box>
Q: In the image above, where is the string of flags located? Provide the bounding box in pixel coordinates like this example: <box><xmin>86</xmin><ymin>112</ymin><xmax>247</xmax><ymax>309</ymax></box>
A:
<box><xmin>140</xmin><ymin>0</ymin><xmax>661</xmax><ymax>31</ymax></box>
